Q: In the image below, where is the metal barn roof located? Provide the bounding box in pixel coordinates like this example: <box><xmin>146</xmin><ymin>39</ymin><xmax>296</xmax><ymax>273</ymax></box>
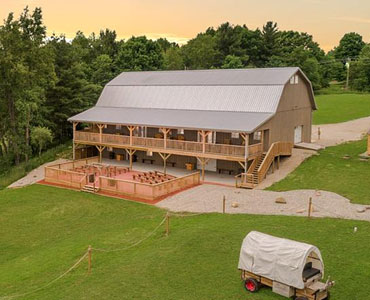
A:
<box><xmin>69</xmin><ymin>67</ymin><xmax>315</xmax><ymax>132</ymax></box>
<box><xmin>107</xmin><ymin>67</ymin><xmax>300</xmax><ymax>86</ymax></box>
<box><xmin>68</xmin><ymin>107</ymin><xmax>274</xmax><ymax>132</ymax></box>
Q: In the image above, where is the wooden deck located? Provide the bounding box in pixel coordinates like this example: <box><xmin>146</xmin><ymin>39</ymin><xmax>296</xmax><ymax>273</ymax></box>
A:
<box><xmin>74</xmin><ymin>131</ymin><xmax>263</xmax><ymax>162</ymax></box>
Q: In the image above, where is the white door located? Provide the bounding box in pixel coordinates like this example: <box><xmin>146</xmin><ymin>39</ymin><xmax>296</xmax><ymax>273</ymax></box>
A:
<box><xmin>197</xmin><ymin>159</ymin><xmax>217</xmax><ymax>172</ymax></box>
<box><xmin>294</xmin><ymin>126</ymin><xmax>303</xmax><ymax>144</ymax></box>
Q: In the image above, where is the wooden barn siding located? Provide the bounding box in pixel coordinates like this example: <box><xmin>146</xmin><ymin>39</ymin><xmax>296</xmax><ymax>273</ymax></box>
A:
<box><xmin>257</xmin><ymin>72</ymin><xmax>313</xmax><ymax>146</ymax></box>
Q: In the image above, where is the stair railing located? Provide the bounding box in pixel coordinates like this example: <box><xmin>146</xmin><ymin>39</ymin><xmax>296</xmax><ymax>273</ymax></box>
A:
<box><xmin>257</xmin><ymin>141</ymin><xmax>293</xmax><ymax>182</ymax></box>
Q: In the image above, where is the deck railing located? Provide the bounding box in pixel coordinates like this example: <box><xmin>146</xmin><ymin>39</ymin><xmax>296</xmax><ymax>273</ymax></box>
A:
<box><xmin>75</xmin><ymin>131</ymin><xmax>262</xmax><ymax>159</ymax></box>
<box><xmin>99</xmin><ymin>172</ymin><xmax>200</xmax><ymax>201</ymax></box>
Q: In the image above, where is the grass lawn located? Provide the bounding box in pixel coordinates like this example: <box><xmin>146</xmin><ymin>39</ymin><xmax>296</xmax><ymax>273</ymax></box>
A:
<box><xmin>268</xmin><ymin>139</ymin><xmax>370</xmax><ymax>204</ymax></box>
<box><xmin>1</xmin><ymin>185</ymin><xmax>370</xmax><ymax>299</ymax></box>
<box><xmin>313</xmin><ymin>93</ymin><xmax>370</xmax><ymax>124</ymax></box>
<box><xmin>0</xmin><ymin>143</ymin><xmax>72</xmax><ymax>190</ymax></box>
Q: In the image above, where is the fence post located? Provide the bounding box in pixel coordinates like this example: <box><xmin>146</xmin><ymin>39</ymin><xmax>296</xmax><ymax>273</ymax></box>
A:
<box><xmin>308</xmin><ymin>197</ymin><xmax>313</xmax><ymax>218</ymax></box>
<box><xmin>166</xmin><ymin>213</ymin><xmax>170</xmax><ymax>236</ymax></box>
<box><xmin>223</xmin><ymin>195</ymin><xmax>226</xmax><ymax>214</ymax></box>
<box><xmin>88</xmin><ymin>245</ymin><xmax>92</xmax><ymax>274</ymax></box>
<box><xmin>318</xmin><ymin>127</ymin><xmax>321</xmax><ymax>140</ymax></box>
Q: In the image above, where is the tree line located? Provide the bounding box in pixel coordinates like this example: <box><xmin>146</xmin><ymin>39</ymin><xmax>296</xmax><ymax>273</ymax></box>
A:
<box><xmin>0</xmin><ymin>7</ymin><xmax>369</xmax><ymax>167</ymax></box>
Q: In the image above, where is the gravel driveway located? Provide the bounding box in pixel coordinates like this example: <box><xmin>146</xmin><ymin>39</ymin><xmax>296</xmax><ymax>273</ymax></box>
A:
<box><xmin>157</xmin><ymin>184</ymin><xmax>370</xmax><ymax>222</ymax></box>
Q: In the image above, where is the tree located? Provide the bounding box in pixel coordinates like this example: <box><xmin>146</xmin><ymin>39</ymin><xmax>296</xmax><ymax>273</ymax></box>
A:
<box><xmin>44</xmin><ymin>36</ymin><xmax>101</xmax><ymax>142</ymax></box>
<box><xmin>163</xmin><ymin>46</ymin><xmax>184</xmax><ymax>70</ymax></box>
<box><xmin>31</xmin><ymin>126</ymin><xmax>53</xmax><ymax>156</ymax></box>
<box><xmin>350</xmin><ymin>44</ymin><xmax>370</xmax><ymax>91</ymax></box>
<box><xmin>334</xmin><ymin>32</ymin><xmax>365</xmax><ymax>60</ymax></box>
<box><xmin>222</xmin><ymin>55</ymin><xmax>244</xmax><ymax>69</ymax></box>
<box><xmin>91</xmin><ymin>54</ymin><xmax>114</xmax><ymax>86</ymax></box>
<box><xmin>115</xmin><ymin>36</ymin><xmax>163</xmax><ymax>71</ymax></box>
<box><xmin>182</xmin><ymin>33</ymin><xmax>218</xmax><ymax>69</ymax></box>
<box><xmin>0</xmin><ymin>7</ymin><xmax>56</xmax><ymax>164</ymax></box>
<box><xmin>261</xmin><ymin>21</ymin><xmax>280</xmax><ymax>63</ymax></box>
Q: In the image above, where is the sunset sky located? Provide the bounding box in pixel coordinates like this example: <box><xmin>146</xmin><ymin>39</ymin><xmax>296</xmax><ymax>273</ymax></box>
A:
<box><xmin>1</xmin><ymin>0</ymin><xmax>369</xmax><ymax>51</ymax></box>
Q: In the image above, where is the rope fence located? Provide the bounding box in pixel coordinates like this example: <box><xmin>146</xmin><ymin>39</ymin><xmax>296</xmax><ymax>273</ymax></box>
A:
<box><xmin>0</xmin><ymin>211</ymin><xmax>203</xmax><ymax>300</ymax></box>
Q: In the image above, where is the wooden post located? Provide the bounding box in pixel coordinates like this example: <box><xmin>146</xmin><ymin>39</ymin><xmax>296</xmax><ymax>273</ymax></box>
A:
<box><xmin>161</xmin><ymin>128</ymin><xmax>170</xmax><ymax>149</ymax></box>
<box><xmin>318</xmin><ymin>127</ymin><xmax>321</xmax><ymax>140</ymax></box>
<box><xmin>308</xmin><ymin>197</ymin><xmax>313</xmax><ymax>218</ymax></box>
<box><xmin>166</xmin><ymin>213</ymin><xmax>170</xmax><ymax>236</ymax></box>
<box><xmin>196</xmin><ymin>157</ymin><xmax>209</xmax><ymax>181</ymax></box>
<box><xmin>260</xmin><ymin>130</ymin><xmax>264</xmax><ymax>152</ymax></box>
<box><xmin>127</xmin><ymin>126</ymin><xmax>135</xmax><ymax>146</ymax></box>
<box><xmin>223</xmin><ymin>195</ymin><xmax>226</xmax><ymax>213</ymax></box>
<box><xmin>272</xmin><ymin>158</ymin><xmax>275</xmax><ymax>173</ymax></box>
<box><xmin>277</xmin><ymin>155</ymin><xmax>280</xmax><ymax>169</ymax></box>
<box><xmin>88</xmin><ymin>245</ymin><xmax>92</xmax><ymax>274</ymax></box>
<box><xmin>126</xmin><ymin>149</ymin><xmax>136</xmax><ymax>170</ymax></box>
<box><xmin>97</xmin><ymin>124</ymin><xmax>104</xmax><ymax>143</ymax></box>
<box><xmin>240</xmin><ymin>133</ymin><xmax>249</xmax><ymax>173</ymax></box>
<box><xmin>72</xmin><ymin>122</ymin><xmax>78</xmax><ymax>160</ymax></box>
<box><xmin>159</xmin><ymin>153</ymin><xmax>171</xmax><ymax>175</ymax></box>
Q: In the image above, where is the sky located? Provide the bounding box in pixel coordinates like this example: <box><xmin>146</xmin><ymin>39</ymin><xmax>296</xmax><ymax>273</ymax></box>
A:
<box><xmin>0</xmin><ymin>0</ymin><xmax>369</xmax><ymax>51</ymax></box>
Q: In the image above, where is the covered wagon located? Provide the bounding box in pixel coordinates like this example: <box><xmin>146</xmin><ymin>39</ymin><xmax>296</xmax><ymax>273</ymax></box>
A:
<box><xmin>238</xmin><ymin>231</ymin><xmax>334</xmax><ymax>300</ymax></box>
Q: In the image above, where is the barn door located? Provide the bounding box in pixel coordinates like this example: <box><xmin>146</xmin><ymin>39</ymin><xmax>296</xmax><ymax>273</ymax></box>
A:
<box><xmin>294</xmin><ymin>126</ymin><xmax>303</xmax><ymax>144</ymax></box>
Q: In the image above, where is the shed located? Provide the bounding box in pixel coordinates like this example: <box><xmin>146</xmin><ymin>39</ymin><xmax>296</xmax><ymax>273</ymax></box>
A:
<box><xmin>238</xmin><ymin>231</ymin><xmax>324</xmax><ymax>289</ymax></box>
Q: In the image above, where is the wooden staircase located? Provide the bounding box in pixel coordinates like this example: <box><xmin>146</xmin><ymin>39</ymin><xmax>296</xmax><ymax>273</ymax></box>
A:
<box><xmin>235</xmin><ymin>141</ymin><xmax>293</xmax><ymax>189</ymax></box>
<box><xmin>81</xmin><ymin>184</ymin><xmax>99</xmax><ymax>193</ymax></box>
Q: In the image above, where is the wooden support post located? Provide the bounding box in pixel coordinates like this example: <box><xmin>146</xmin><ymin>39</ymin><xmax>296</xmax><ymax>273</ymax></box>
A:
<box><xmin>165</xmin><ymin>213</ymin><xmax>170</xmax><ymax>236</ymax></box>
<box><xmin>127</xmin><ymin>126</ymin><xmax>136</xmax><ymax>146</ymax></box>
<box><xmin>240</xmin><ymin>133</ymin><xmax>249</xmax><ymax>172</ymax></box>
<box><xmin>308</xmin><ymin>197</ymin><xmax>313</xmax><ymax>218</ymax></box>
<box><xmin>260</xmin><ymin>130</ymin><xmax>264</xmax><ymax>152</ymax></box>
<box><xmin>160</xmin><ymin>128</ymin><xmax>170</xmax><ymax>149</ymax></box>
<box><xmin>88</xmin><ymin>245</ymin><xmax>92</xmax><ymax>274</ymax></box>
<box><xmin>223</xmin><ymin>195</ymin><xmax>226</xmax><ymax>214</ymax></box>
<box><xmin>159</xmin><ymin>153</ymin><xmax>171</xmax><ymax>174</ymax></box>
<box><xmin>72</xmin><ymin>122</ymin><xmax>78</xmax><ymax>160</ymax></box>
<box><xmin>196</xmin><ymin>157</ymin><xmax>209</xmax><ymax>181</ymax></box>
<box><xmin>318</xmin><ymin>127</ymin><xmax>321</xmax><ymax>140</ymax></box>
<box><xmin>97</xmin><ymin>124</ymin><xmax>104</xmax><ymax>143</ymax></box>
<box><xmin>238</xmin><ymin>161</ymin><xmax>246</xmax><ymax>172</ymax></box>
<box><xmin>125</xmin><ymin>149</ymin><xmax>136</xmax><ymax>170</ymax></box>
<box><xmin>199</xmin><ymin>130</ymin><xmax>212</xmax><ymax>154</ymax></box>
<box><xmin>272</xmin><ymin>158</ymin><xmax>275</xmax><ymax>173</ymax></box>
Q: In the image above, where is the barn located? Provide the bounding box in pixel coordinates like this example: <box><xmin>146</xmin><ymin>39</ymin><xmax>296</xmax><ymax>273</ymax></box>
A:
<box><xmin>69</xmin><ymin>67</ymin><xmax>316</xmax><ymax>188</ymax></box>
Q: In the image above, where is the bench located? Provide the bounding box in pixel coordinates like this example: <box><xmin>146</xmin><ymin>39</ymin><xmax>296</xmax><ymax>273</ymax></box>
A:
<box><xmin>142</xmin><ymin>158</ymin><xmax>155</xmax><ymax>164</ymax></box>
<box><xmin>166</xmin><ymin>161</ymin><xmax>176</xmax><ymax>167</ymax></box>
<box><xmin>218</xmin><ymin>168</ymin><xmax>233</xmax><ymax>175</ymax></box>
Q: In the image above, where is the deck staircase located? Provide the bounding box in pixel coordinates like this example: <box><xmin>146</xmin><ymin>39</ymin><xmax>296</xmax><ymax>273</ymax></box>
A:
<box><xmin>235</xmin><ymin>141</ymin><xmax>293</xmax><ymax>189</ymax></box>
<box><xmin>81</xmin><ymin>184</ymin><xmax>99</xmax><ymax>193</ymax></box>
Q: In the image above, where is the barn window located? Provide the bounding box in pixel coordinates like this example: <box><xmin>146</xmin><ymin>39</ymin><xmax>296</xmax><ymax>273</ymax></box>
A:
<box><xmin>294</xmin><ymin>75</ymin><xmax>299</xmax><ymax>84</ymax></box>
<box><xmin>178</xmin><ymin>128</ymin><xmax>184</xmax><ymax>134</ymax></box>
<box><xmin>231</xmin><ymin>132</ymin><xmax>239</xmax><ymax>139</ymax></box>
<box><xmin>290</xmin><ymin>76</ymin><xmax>295</xmax><ymax>84</ymax></box>
<box><xmin>253</xmin><ymin>131</ymin><xmax>262</xmax><ymax>141</ymax></box>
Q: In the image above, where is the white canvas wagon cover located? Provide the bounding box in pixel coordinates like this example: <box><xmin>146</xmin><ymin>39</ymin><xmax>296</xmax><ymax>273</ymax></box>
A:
<box><xmin>238</xmin><ymin>231</ymin><xmax>324</xmax><ymax>289</ymax></box>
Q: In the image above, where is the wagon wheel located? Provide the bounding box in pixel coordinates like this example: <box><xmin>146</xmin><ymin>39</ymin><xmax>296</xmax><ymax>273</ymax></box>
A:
<box><xmin>244</xmin><ymin>278</ymin><xmax>260</xmax><ymax>293</ymax></box>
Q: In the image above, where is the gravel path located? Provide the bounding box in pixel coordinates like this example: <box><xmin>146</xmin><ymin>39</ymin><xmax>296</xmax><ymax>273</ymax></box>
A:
<box><xmin>312</xmin><ymin>116</ymin><xmax>370</xmax><ymax>147</ymax></box>
<box><xmin>7</xmin><ymin>159</ymin><xmax>68</xmax><ymax>188</ymax></box>
<box><xmin>157</xmin><ymin>184</ymin><xmax>370</xmax><ymax>221</ymax></box>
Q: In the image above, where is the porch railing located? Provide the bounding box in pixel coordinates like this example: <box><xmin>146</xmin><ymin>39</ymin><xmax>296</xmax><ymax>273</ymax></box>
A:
<box><xmin>74</xmin><ymin>131</ymin><xmax>262</xmax><ymax>158</ymax></box>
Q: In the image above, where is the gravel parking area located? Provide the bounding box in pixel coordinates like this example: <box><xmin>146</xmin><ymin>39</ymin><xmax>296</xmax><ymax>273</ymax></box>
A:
<box><xmin>157</xmin><ymin>184</ymin><xmax>370</xmax><ymax>222</ymax></box>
